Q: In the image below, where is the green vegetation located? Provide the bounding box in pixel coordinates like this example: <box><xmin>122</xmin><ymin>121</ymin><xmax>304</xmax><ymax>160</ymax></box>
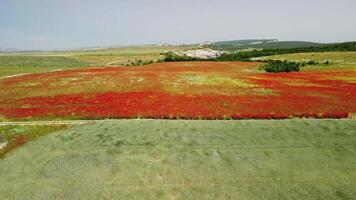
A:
<box><xmin>178</xmin><ymin>73</ymin><xmax>254</xmax><ymax>87</ymax></box>
<box><xmin>260</xmin><ymin>60</ymin><xmax>300</xmax><ymax>73</ymax></box>
<box><xmin>2</xmin><ymin>42</ymin><xmax>356</xmax><ymax>77</ymax></box>
<box><xmin>161</xmin><ymin>42</ymin><xmax>356</xmax><ymax>65</ymax></box>
<box><xmin>0</xmin><ymin>120</ymin><xmax>355</xmax><ymax>199</ymax></box>
<box><xmin>0</xmin><ymin>55</ymin><xmax>89</xmax><ymax>67</ymax></box>
<box><xmin>125</xmin><ymin>59</ymin><xmax>155</xmax><ymax>66</ymax></box>
<box><xmin>213</xmin><ymin>41</ymin><xmax>356</xmax><ymax>62</ymax></box>
<box><xmin>260</xmin><ymin>51</ymin><xmax>356</xmax><ymax>71</ymax></box>
<box><xmin>0</xmin><ymin>56</ymin><xmax>90</xmax><ymax>77</ymax></box>
<box><xmin>0</xmin><ymin>46</ymin><xmax>196</xmax><ymax>77</ymax></box>
<box><xmin>214</xmin><ymin>39</ymin><xmax>276</xmax><ymax>46</ymax></box>
<box><xmin>0</xmin><ymin>124</ymin><xmax>70</xmax><ymax>158</ymax></box>
<box><xmin>210</xmin><ymin>40</ymin><xmax>326</xmax><ymax>51</ymax></box>
<box><xmin>70</xmin><ymin>46</ymin><xmax>191</xmax><ymax>66</ymax></box>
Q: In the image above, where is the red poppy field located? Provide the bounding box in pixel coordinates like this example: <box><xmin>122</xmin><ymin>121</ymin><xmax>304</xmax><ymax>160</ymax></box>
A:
<box><xmin>0</xmin><ymin>61</ymin><xmax>355</xmax><ymax>120</ymax></box>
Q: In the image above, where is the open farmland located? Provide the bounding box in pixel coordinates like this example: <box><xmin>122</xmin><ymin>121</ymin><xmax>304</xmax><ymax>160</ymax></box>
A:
<box><xmin>0</xmin><ymin>46</ymin><xmax>194</xmax><ymax>78</ymax></box>
<box><xmin>2</xmin><ymin>0</ymin><xmax>356</xmax><ymax>199</ymax></box>
<box><xmin>0</xmin><ymin>61</ymin><xmax>355</xmax><ymax>120</ymax></box>
<box><xmin>258</xmin><ymin>51</ymin><xmax>356</xmax><ymax>71</ymax></box>
<box><xmin>69</xmin><ymin>46</ymin><xmax>195</xmax><ymax>66</ymax></box>
<box><xmin>0</xmin><ymin>55</ymin><xmax>90</xmax><ymax>77</ymax></box>
<box><xmin>0</xmin><ymin>120</ymin><xmax>356</xmax><ymax>199</ymax></box>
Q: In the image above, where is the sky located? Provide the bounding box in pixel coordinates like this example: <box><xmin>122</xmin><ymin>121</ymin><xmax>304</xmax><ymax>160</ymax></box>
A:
<box><xmin>1</xmin><ymin>0</ymin><xmax>356</xmax><ymax>50</ymax></box>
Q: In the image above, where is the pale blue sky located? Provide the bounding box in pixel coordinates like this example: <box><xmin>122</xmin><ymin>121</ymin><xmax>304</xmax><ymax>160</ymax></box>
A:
<box><xmin>1</xmin><ymin>0</ymin><xmax>356</xmax><ymax>50</ymax></box>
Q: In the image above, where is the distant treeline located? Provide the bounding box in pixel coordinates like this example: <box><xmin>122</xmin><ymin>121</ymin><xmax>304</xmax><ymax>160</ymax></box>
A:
<box><xmin>162</xmin><ymin>42</ymin><xmax>356</xmax><ymax>62</ymax></box>
<box><xmin>214</xmin><ymin>42</ymin><xmax>356</xmax><ymax>61</ymax></box>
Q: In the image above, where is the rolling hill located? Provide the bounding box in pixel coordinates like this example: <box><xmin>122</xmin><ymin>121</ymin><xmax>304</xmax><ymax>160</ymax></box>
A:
<box><xmin>207</xmin><ymin>39</ymin><xmax>329</xmax><ymax>52</ymax></box>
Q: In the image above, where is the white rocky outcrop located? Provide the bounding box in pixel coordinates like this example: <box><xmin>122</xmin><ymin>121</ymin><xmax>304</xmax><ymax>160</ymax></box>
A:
<box><xmin>174</xmin><ymin>48</ymin><xmax>224</xmax><ymax>59</ymax></box>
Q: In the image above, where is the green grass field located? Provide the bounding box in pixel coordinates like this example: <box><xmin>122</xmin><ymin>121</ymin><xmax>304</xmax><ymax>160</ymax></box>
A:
<box><xmin>0</xmin><ymin>120</ymin><xmax>355</xmax><ymax>199</ymax></box>
<box><xmin>0</xmin><ymin>46</ymin><xmax>195</xmax><ymax>77</ymax></box>
<box><xmin>259</xmin><ymin>51</ymin><xmax>356</xmax><ymax>71</ymax></box>
<box><xmin>0</xmin><ymin>56</ymin><xmax>90</xmax><ymax>77</ymax></box>
<box><xmin>0</xmin><ymin>124</ymin><xmax>71</xmax><ymax>158</ymax></box>
<box><xmin>69</xmin><ymin>46</ymin><xmax>194</xmax><ymax>66</ymax></box>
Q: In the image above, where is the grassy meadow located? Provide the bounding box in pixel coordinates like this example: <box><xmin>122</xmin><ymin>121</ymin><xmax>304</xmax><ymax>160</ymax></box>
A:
<box><xmin>2</xmin><ymin>49</ymin><xmax>355</xmax><ymax>78</ymax></box>
<box><xmin>0</xmin><ymin>124</ymin><xmax>71</xmax><ymax>158</ymax></box>
<box><xmin>0</xmin><ymin>120</ymin><xmax>355</xmax><ymax>199</ymax></box>
<box><xmin>69</xmin><ymin>46</ymin><xmax>195</xmax><ymax>66</ymax></box>
<box><xmin>0</xmin><ymin>46</ymin><xmax>195</xmax><ymax>77</ymax></box>
<box><xmin>259</xmin><ymin>51</ymin><xmax>356</xmax><ymax>71</ymax></box>
<box><xmin>0</xmin><ymin>56</ymin><xmax>90</xmax><ymax>77</ymax></box>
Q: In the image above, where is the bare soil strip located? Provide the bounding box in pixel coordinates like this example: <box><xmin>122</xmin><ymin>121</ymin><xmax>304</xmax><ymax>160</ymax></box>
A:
<box><xmin>0</xmin><ymin>120</ymin><xmax>95</xmax><ymax>126</ymax></box>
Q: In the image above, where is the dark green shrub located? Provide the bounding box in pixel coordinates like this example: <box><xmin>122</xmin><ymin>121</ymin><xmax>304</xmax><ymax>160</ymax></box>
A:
<box><xmin>306</xmin><ymin>60</ymin><xmax>318</xmax><ymax>65</ymax></box>
<box><xmin>261</xmin><ymin>60</ymin><xmax>301</xmax><ymax>73</ymax></box>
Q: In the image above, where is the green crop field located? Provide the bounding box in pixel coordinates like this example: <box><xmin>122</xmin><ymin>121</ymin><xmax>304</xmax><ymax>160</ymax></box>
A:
<box><xmin>0</xmin><ymin>124</ymin><xmax>71</xmax><ymax>158</ymax></box>
<box><xmin>2</xmin><ymin>49</ymin><xmax>355</xmax><ymax>78</ymax></box>
<box><xmin>258</xmin><ymin>51</ymin><xmax>356</xmax><ymax>71</ymax></box>
<box><xmin>0</xmin><ymin>120</ymin><xmax>355</xmax><ymax>199</ymax></box>
<box><xmin>0</xmin><ymin>46</ymin><xmax>196</xmax><ymax>78</ymax></box>
<box><xmin>0</xmin><ymin>56</ymin><xmax>90</xmax><ymax>77</ymax></box>
<box><xmin>68</xmin><ymin>46</ymin><xmax>195</xmax><ymax>66</ymax></box>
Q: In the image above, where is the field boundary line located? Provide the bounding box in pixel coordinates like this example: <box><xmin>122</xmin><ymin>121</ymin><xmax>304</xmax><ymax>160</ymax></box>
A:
<box><xmin>0</xmin><ymin>118</ymin><xmax>355</xmax><ymax>126</ymax></box>
<box><xmin>0</xmin><ymin>120</ymin><xmax>96</xmax><ymax>126</ymax></box>
<box><xmin>0</xmin><ymin>73</ymin><xmax>31</xmax><ymax>79</ymax></box>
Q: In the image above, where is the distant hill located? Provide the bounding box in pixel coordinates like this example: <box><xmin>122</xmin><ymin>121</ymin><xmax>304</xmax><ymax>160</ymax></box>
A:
<box><xmin>2</xmin><ymin>40</ymin><xmax>351</xmax><ymax>54</ymax></box>
<box><xmin>212</xmin><ymin>41</ymin><xmax>356</xmax><ymax>61</ymax></box>
<box><xmin>207</xmin><ymin>39</ymin><xmax>329</xmax><ymax>52</ymax></box>
<box><xmin>0</xmin><ymin>48</ymin><xmax>19</xmax><ymax>53</ymax></box>
<box><xmin>214</xmin><ymin>39</ymin><xmax>278</xmax><ymax>46</ymax></box>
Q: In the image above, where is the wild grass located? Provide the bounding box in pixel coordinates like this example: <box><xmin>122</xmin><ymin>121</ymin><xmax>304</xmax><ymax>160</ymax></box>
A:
<box><xmin>0</xmin><ymin>46</ymin><xmax>196</xmax><ymax>77</ymax></box>
<box><xmin>0</xmin><ymin>119</ymin><xmax>355</xmax><ymax>199</ymax></box>
<box><xmin>0</xmin><ymin>124</ymin><xmax>71</xmax><ymax>158</ymax></box>
<box><xmin>70</xmin><ymin>46</ymin><xmax>192</xmax><ymax>66</ymax></box>
<box><xmin>178</xmin><ymin>73</ymin><xmax>255</xmax><ymax>87</ymax></box>
<box><xmin>259</xmin><ymin>51</ymin><xmax>356</xmax><ymax>71</ymax></box>
<box><xmin>0</xmin><ymin>56</ymin><xmax>89</xmax><ymax>77</ymax></box>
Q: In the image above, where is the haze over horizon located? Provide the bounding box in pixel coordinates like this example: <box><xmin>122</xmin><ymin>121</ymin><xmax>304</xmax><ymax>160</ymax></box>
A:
<box><xmin>1</xmin><ymin>0</ymin><xmax>356</xmax><ymax>50</ymax></box>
